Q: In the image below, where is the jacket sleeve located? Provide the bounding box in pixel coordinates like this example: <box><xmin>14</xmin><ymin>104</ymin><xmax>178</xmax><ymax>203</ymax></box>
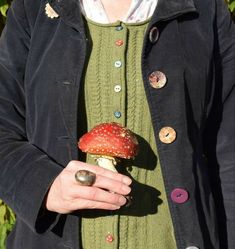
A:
<box><xmin>0</xmin><ymin>0</ymin><xmax>63</xmax><ymax>232</ymax></box>
<box><xmin>206</xmin><ymin>0</ymin><xmax>235</xmax><ymax>248</ymax></box>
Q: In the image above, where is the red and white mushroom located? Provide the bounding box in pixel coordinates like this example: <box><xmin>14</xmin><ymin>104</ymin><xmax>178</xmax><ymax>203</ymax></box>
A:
<box><xmin>78</xmin><ymin>122</ymin><xmax>139</xmax><ymax>172</ymax></box>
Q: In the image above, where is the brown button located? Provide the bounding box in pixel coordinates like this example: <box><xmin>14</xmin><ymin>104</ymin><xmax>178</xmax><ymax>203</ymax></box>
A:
<box><xmin>159</xmin><ymin>127</ymin><xmax>176</xmax><ymax>144</ymax></box>
<box><xmin>149</xmin><ymin>71</ymin><xmax>167</xmax><ymax>89</ymax></box>
<box><xmin>115</xmin><ymin>39</ymin><xmax>124</xmax><ymax>46</ymax></box>
<box><xmin>106</xmin><ymin>234</ymin><xmax>114</xmax><ymax>243</ymax></box>
<box><xmin>149</xmin><ymin>26</ymin><xmax>159</xmax><ymax>43</ymax></box>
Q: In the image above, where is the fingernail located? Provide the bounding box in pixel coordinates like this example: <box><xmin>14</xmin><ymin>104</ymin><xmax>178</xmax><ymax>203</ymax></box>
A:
<box><xmin>123</xmin><ymin>177</ymin><xmax>132</xmax><ymax>185</ymax></box>
<box><xmin>122</xmin><ymin>185</ymin><xmax>131</xmax><ymax>194</ymax></box>
<box><xmin>119</xmin><ymin>196</ymin><xmax>127</xmax><ymax>205</ymax></box>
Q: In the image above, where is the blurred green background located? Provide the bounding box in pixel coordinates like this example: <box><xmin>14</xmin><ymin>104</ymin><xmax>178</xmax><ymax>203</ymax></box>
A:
<box><xmin>0</xmin><ymin>0</ymin><xmax>235</xmax><ymax>248</ymax></box>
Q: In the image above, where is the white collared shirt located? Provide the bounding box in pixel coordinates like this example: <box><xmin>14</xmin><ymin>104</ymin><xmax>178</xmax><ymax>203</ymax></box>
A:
<box><xmin>79</xmin><ymin>0</ymin><xmax>158</xmax><ymax>23</ymax></box>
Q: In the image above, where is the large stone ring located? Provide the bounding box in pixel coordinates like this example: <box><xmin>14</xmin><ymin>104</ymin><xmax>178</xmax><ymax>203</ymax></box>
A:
<box><xmin>75</xmin><ymin>170</ymin><xmax>96</xmax><ymax>186</ymax></box>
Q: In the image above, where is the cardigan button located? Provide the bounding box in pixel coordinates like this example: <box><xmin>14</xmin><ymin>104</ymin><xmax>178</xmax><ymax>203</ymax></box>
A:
<box><xmin>149</xmin><ymin>71</ymin><xmax>167</xmax><ymax>89</ymax></box>
<box><xmin>159</xmin><ymin>127</ymin><xmax>176</xmax><ymax>144</ymax></box>
<box><xmin>114</xmin><ymin>85</ymin><xmax>122</xmax><ymax>92</ymax></box>
<box><xmin>114</xmin><ymin>111</ymin><xmax>122</xmax><ymax>118</ymax></box>
<box><xmin>115</xmin><ymin>25</ymin><xmax>123</xmax><ymax>31</ymax></box>
<box><xmin>105</xmin><ymin>233</ymin><xmax>114</xmax><ymax>243</ymax></box>
<box><xmin>149</xmin><ymin>26</ymin><xmax>159</xmax><ymax>43</ymax></box>
<box><xmin>114</xmin><ymin>60</ymin><xmax>122</xmax><ymax>68</ymax></box>
<box><xmin>171</xmin><ymin>188</ymin><xmax>189</xmax><ymax>204</ymax></box>
<box><xmin>115</xmin><ymin>39</ymin><xmax>124</xmax><ymax>46</ymax></box>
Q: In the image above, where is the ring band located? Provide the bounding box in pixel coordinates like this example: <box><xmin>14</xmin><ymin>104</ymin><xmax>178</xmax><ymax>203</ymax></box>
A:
<box><xmin>75</xmin><ymin>170</ymin><xmax>96</xmax><ymax>186</ymax></box>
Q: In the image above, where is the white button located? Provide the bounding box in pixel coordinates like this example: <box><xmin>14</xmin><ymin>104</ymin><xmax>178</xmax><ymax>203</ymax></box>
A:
<box><xmin>114</xmin><ymin>61</ymin><xmax>122</xmax><ymax>68</ymax></box>
<box><xmin>114</xmin><ymin>85</ymin><xmax>122</xmax><ymax>92</ymax></box>
<box><xmin>186</xmin><ymin>247</ymin><xmax>199</xmax><ymax>249</ymax></box>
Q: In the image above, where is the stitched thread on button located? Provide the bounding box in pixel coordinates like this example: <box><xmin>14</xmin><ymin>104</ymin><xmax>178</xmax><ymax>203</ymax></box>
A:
<box><xmin>114</xmin><ymin>61</ymin><xmax>122</xmax><ymax>68</ymax></box>
<box><xmin>114</xmin><ymin>85</ymin><xmax>121</xmax><ymax>92</ymax></box>
<box><xmin>159</xmin><ymin>127</ymin><xmax>176</xmax><ymax>144</ymax></box>
<box><xmin>149</xmin><ymin>71</ymin><xmax>167</xmax><ymax>89</ymax></box>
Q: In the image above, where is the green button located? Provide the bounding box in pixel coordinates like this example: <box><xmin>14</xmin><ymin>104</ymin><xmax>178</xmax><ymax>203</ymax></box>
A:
<box><xmin>115</xmin><ymin>26</ymin><xmax>123</xmax><ymax>31</ymax></box>
<box><xmin>114</xmin><ymin>111</ymin><xmax>122</xmax><ymax>118</ymax></box>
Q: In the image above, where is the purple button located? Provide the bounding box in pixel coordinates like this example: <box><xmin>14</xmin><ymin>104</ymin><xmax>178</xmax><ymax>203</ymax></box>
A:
<box><xmin>171</xmin><ymin>188</ymin><xmax>189</xmax><ymax>204</ymax></box>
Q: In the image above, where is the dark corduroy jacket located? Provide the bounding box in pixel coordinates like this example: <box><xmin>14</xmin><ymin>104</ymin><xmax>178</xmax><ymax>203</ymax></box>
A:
<box><xmin>0</xmin><ymin>0</ymin><xmax>234</xmax><ymax>248</ymax></box>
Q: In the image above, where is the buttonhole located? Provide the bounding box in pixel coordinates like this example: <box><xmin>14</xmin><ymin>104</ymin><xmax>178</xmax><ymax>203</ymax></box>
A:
<box><xmin>57</xmin><ymin>136</ymin><xmax>70</xmax><ymax>140</ymax></box>
<box><xmin>62</xmin><ymin>81</ymin><xmax>71</xmax><ymax>85</ymax></box>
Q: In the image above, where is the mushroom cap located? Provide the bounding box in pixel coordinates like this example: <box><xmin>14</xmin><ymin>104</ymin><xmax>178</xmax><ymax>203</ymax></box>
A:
<box><xmin>78</xmin><ymin>122</ymin><xmax>139</xmax><ymax>159</ymax></box>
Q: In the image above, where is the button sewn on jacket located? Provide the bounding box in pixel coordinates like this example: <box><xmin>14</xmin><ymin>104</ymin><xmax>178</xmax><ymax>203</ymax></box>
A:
<box><xmin>149</xmin><ymin>26</ymin><xmax>159</xmax><ymax>43</ymax></box>
<box><xmin>149</xmin><ymin>71</ymin><xmax>167</xmax><ymax>89</ymax></box>
<box><xmin>171</xmin><ymin>188</ymin><xmax>189</xmax><ymax>204</ymax></box>
<box><xmin>159</xmin><ymin>127</ymin><xmax>176</xmax><ymax>144</ymax></box>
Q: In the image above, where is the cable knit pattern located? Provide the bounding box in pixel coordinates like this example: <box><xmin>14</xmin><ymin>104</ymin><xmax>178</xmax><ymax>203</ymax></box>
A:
<box><xmin>79</xmin><ymin>18</ymin><xmax>177</xmax><ymax>249</ymax></box>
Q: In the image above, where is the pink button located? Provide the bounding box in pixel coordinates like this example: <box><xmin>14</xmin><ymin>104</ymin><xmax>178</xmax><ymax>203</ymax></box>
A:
<box><xmin>105</xmin><ymin>234</ymin><xmax>114</xmax><ymax>243</ymax></box>
<box><xmin>171</xmin><ymin>188</ymin><xmax>189</xmax><ymax>204</ymax></box>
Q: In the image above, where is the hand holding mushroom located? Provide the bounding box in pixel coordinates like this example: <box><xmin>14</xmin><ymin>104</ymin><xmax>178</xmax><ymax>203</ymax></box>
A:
<box><xmin>78</xmin><ymin>122</ymin><xmax>139</xmax><ymax>172</ymax></box>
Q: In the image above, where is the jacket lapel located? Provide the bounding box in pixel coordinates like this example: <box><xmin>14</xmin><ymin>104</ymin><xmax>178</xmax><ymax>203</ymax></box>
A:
<box><xmin>47</xmin><ymin>0</ymin><xmax>84</xmax><ymax>32</ymax></box>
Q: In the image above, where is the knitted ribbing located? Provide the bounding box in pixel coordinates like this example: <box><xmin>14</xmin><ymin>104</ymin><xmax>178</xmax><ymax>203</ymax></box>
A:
<box><xmin>79</xmin><ymin>18</ymin><xmax>177</xmax><ymax>249</ymax></box>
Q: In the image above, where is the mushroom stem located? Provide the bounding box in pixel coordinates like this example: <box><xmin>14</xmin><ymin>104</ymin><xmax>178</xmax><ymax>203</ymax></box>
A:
<box><xmin>94</xmin><ymin>156</ymin><xmax>117</xmax><ymax>172</ymax></box>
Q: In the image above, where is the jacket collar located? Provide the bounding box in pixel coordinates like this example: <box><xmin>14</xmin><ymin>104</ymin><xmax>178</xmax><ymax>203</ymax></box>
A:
<box><xmin>151</xmin><ymin>0</ymin><xmax>198</xmax><ymax>23</ymax></box>
<box><xmin>47</xmin><ymin>0</ymin><xmax>197</xmax><ymax>31</ymax></box>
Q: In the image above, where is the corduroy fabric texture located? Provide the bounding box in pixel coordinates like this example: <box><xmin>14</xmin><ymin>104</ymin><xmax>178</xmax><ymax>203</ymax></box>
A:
<box><xmin>79</xmin><ymin>18</ymin><xmax>177</xmax><ymax>249</ymax></box>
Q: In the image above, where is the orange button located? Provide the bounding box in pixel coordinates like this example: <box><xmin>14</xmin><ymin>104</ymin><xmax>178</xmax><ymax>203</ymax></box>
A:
<box><xmin>115</xmin><ymin>39</ymin><xmax>124</xmax><ymax>46</ymax></box>
<box><xmin>106</xmin><ymin>234</ymin><xmax>114</xmax><ymax>243</ymax></box>
<box><xmin>159</xmin><ymin>127</ymin><xmax>176</xmax><ymax>144</ymax></box>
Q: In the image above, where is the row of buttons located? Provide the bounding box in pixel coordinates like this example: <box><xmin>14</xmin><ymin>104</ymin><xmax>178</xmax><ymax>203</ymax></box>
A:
<box><xmin>148</xmin><ymin>26</ymin><xmax>199</xmax><ymax>249</ymax></box>
<box><xmin>107</xmin><ymin>24</ymin><xmax>197</xmax><ymax>248</ymax></box>
<box><xmin>113</xmin><ymin>27</ymin><xmax>124</xmax><ymax>119</ymax></box>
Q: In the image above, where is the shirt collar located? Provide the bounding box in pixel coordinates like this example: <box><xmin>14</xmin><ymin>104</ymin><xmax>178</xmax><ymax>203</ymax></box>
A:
<box><xmin>48</xmin><ymin>0</ymin><xmax>197</xmax><ymax>32</ymax></box>
<box><xmin>79</xmin><ymin>0</ymin><xmax>159</xmax><ymax>24</ymax></box>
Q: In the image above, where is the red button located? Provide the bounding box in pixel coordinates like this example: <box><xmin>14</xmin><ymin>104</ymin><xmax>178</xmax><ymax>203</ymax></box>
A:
<box><xmin>115</xmin><ymin>39</ymin><xmax>124</xmax><ymax>46</ymax></box>
<box><xmin>106</xmin><ymin>234</ymin><xmax>114</xmax><ymax>243</ymax></box>
<box><xmin>171</xmin><ymin>188</ymin><xmax>189</xmax><ymax>204</ymax></box>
